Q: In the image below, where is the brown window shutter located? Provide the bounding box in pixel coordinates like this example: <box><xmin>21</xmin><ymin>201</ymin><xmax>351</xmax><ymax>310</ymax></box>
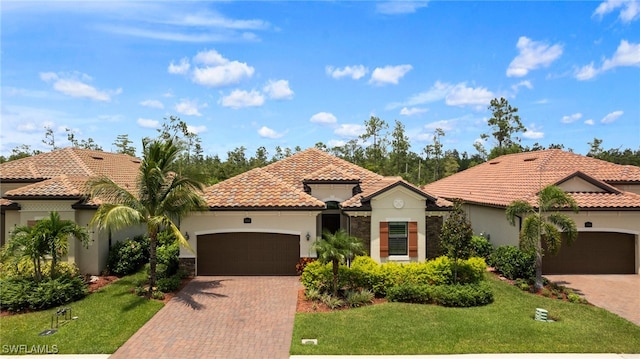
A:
<box><xmin>27</xmin><ymin>220</ymin><xmax>38</xmax><ymax>228</ymax></box>
<box><xmin>408</xmin><ymin>221</ymin><xmax>418</xmax><ymax>257</ymax></box>
<box><xmin>380</xmin><ymin>222</ymin><xmax>389</xmax><ymax>257</ymax></box>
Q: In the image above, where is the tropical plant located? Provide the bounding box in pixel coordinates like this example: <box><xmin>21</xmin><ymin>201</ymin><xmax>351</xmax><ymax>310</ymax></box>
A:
<box><xmin>313</xmin><ymin>229</ymin><xmax>365</xmax><ymax>296</ymax></box>
<box><xmin>2</xmin><ymin>225</ymin><xmax>48</xmax><ymax>281</ymax></box>
<box><xmin>88</xmin><ymin>139</ymin><xmax>207</xmax><ymax>296</ymax></box>
<box><xmin>32</xmin><ymin>211</ymin><xmax>89</xmax><ymax>279</ymax></box>
<box><xmin>506</xmin><ymin>185</ymin><xmax>579</xmax><ymax>290</ymax></box>
<box><xmin>3</xmin><ymin>212</ymin><xmax>88</xmax><ymax>280</ymax></box>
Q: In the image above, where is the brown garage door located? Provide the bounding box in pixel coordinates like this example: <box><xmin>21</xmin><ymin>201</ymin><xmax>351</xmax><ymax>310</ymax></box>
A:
<box><xmin>543</xmin><ymin>232</ymin><xmax>635</xmax><ymax>274</ymax></box>
<box><xmin>197</xmin><ymin>232</ymin><xmax>300</xmax><ymax>275</ymax></box>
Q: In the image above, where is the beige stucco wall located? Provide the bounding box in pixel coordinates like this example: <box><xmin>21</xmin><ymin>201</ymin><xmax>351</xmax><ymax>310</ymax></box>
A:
<box><xmin>558</xmin><ymin>177</ymin><xmax>605</xmax><ymax>192</ymax></box>
<box><xmin>369</xmin><ymin>187</ymin><xmax>427</xmax><ymax>263</ymax></box>
<box><xmin>308</xmin><ymin>183</ymin><xmax>354</xmax><ymax>202</ymax></box>
<box><xmin>462</xmin><ymin>203</ymin><xmax>640</xmax><ymax>274</ymax></box>
<box><xmin>462</xmin><ymin>204</ymin><xmax>520</xmax><ymax>247</ymax></box>
<box><xmin>613</xmin><ymin>184</ymin><xmax>640</xmax><ymax>195</ymax></box>
<box><xmin>180</xmin><ymin>210</ymin><xmax>322</xmax><ymax>262</ymax></box>
<box><xmin>1</xmin><ymin>182</ymin><xmax>31</xmax><ymax>197</ymax></box>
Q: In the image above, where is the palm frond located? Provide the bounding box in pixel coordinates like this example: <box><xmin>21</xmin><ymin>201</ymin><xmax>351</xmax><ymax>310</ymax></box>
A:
<box><xmin>519</xmin><ymin>216</ymin><xmax>540</xmax><ymax>252</ymax></box>
<box><xmin>548</xmin><ymin>212</ymin><xmax>578</xmax><ymax>244</ymax></box>
<box><xmin>542</xmin><ymin>222</ymin><xmax>562</xmax><ymax>254</ymax></box>
<box><xmin>505</xmin><ymin>200</ymin><xmax>534</xmax><ymax>226</ymax></box>
<box><xmin>90</xmin><ymin>204</ymin><xmax>145</xmax><ymax>231</ymax></box>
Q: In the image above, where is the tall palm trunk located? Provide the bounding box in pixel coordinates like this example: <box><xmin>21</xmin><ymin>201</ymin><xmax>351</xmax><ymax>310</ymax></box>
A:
<box><xmin>148</xmin><ymin>227</ymin><xmax>158</xmax><ymax>296</ymax></box>
<box><xmin>332</xmin><ymin>259</ymin><xmax>339</xmax><ymax>297</ymax></box>
<box><xmin>534</xmin><ymin>240</ymin><xmax>543</xmax><ymax>290</ymax></box>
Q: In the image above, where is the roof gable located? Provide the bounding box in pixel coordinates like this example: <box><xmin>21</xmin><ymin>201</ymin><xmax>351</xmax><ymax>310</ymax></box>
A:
<box><xmin>555</xmin><ymin>171</ymin><xmax>621</xmax><ymax>194</ymax></box>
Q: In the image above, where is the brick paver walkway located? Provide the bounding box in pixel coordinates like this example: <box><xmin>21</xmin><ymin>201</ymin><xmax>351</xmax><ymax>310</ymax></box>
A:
<box><xmin>109</xmin><ymin>276</ymin><xmax>300</xmax><ymax>359</ymax></box>
<box><xmin>545</xmin><ymin>274</ymin><xmax>640</xmax><ymax>326</ymax></box>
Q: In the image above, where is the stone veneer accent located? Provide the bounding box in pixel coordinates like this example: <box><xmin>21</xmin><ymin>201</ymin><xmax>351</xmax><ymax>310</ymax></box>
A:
<box><xmin>426</xmin><ymin>215</ymin><xmax>443</xmax><ymax>259</ymax></box>
<box><xmin>350</xmin><ymin>216</ymin><xmax>371</xmax><ymax>255</ymax></box>
<box><xmin>179</xmin><ymin>257</ymin><xmax>196</xmax><ymax>277</ymax></box>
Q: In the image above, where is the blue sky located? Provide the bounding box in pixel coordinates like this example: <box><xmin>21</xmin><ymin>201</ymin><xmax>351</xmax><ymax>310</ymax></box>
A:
<box><xmin>2</xmin><ymin>1</ymin><xmax>639</xmax><ymax>159</ymax></box>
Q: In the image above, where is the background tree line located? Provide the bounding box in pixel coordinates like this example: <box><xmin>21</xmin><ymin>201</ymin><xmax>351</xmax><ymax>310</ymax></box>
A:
<box><xmin>2</xmin><ymin>98</ymin><xmax>639</xmax><ymax>185</ymax></box>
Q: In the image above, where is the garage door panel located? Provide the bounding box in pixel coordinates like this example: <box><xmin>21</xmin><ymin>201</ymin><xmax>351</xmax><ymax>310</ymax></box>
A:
<box><xmin>197</xmin><ymin>233</ymin><xmax>300</xmax><ymax>275</ymax></box>
<box><xmin>543</xmin><ymin>232</ymin><xmax>635</xmax><ymax>274</ymax></box>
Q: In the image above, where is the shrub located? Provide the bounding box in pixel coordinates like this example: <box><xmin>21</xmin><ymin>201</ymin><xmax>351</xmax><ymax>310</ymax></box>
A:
<box><xmin>296</xmin><ymin>257</ymin><xmax>317</xmax><ymax>275</ymax></box>
<box><xmin>432</xmin><ymin>282</ymin><xmax>494</xmax><ymax>307</ymax></box>
<box><xmin>300</xmin><ymin>261</ymin><xmax>333</xmax><ymax>293</ymax></box>
<box><xmin>145</xmin><ymin>263</ymin><xmax>169</xmax><ymax>280</ymax></box>
<box><xmin>455</xmin><ymin>257</ymin><xmax>487</xmax><ymax>285</ymax></box>
<box><xmin>156</xmin><ymin>241</ymin><xmax>180</xmax><ymax>278</ymax></box>
<box><xmin>321</xmin><ymin>294</ymin><xmax>344</xmax><ymax>309</ymax></box>
<box><xmin>107</xmin><ymin>236</ymin><xmax>149</xmax><ymax>276</ymax></box>
<box><xmin>490</xmin><ymin>246</ymin><xmax>535</xmax><ymax>280</ymax></box>
<box><xmin>157</xmin><ymin>276</ymin><xmax>181</xmax><ymax>293</ymax></box>
<box><xmin>470</xmin><ymin>235</ymin><xmax>494</xmax><ymax>260</ymax></box>
<box><xmin>345</xmin><ymin>289</ymin><xmax>374</xmax><ymax>307</ymax></box>
<box><xmin>0</xmin><ymin>274</ymin><xmax>87</xmax><ymax>312</ymax></box>
<box><xmin>304</xmin><ymin>288</ymin><xmax>322</xmax><ymax>301</ymax></box>
<box><xmin>350</xmin><ymin>256</ymin><xmax>386</xmax><ymax>295</ymax></box>
<box><xmin>152</xmin><ymin>290</ymin><xmax>165</xmax><ymax>300</ymax></box>
<box><xmin>0</xmin><ymin>258</ymin><xmax>80</xmax><ymax>280</ymax></box>
<box><xmin>386</xmin><ymin>283</ymin><xmax>433</xmax><ymax>304</ymax></box>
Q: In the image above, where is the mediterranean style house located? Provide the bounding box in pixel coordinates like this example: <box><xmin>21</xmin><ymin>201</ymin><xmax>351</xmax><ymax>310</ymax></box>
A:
<box><xmin>423</xmin><ymin>149</ymin><xmax>640</xmax><ymax>275</ymax></box>
<box><xmin>0</xmin><ymin>147</ymin><xmax>451</xmax><ymax>275</ymax></box>
<box><xmin>0</xmin><ymin>148</ymin><xmax>143</xmax><ymax>274</ymax></box>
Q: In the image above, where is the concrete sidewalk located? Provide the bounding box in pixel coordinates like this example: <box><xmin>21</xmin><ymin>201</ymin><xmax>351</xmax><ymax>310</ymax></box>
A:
<box><xmin>290</xmin><ymin>355</ymin><xmax>640</xmax><ymax>359</ymax></box>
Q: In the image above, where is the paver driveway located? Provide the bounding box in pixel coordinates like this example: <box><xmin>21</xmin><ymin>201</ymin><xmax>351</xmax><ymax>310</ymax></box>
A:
<box><xmin>546</xmin><ymin>274</ymin><xmax>640</xmax><ymax>326</ymax></box>
<box><xmin>109</xmin><ymin>276</ymin><xmax>300</xmax><ymax>359</ymax></box>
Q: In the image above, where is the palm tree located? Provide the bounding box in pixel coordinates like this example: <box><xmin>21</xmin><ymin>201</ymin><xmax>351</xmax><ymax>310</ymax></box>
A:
<box><xmin>313</xmin><ymin>229</ymin><xmax>365</xmax><ymax>296</ymax></box>
<box><xmin>3</xmin><ymin>225</ymin><xmax>48</xmax><ymax>281</ymax></box>
<box><xmin>506</xmin><ymin>185</ymin><xmax>579</xmax><ymax>290</ymax></box>
<box><xmin>88</xmin><ymin>139</ymin><xmax>206</xmax><ymax>295</ymax></box>
<box><xmin>32</xmin><ymin>211</ymin><xmax>89</xmax><ymax>278</ymax></box>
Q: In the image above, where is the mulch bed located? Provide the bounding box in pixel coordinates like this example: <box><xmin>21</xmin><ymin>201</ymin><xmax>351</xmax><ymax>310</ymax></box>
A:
<box><xmin>296</xmin><ymin>288</ymin><xmax>387</xmax><ymax>313</ymax></box>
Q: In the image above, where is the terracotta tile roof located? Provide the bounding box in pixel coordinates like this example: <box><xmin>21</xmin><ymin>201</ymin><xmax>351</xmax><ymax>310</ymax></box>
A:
<box><xmin>423</xmin><ymin>149</ymin><xmax>640</xmax><ymax>209</ymax></box>
<box><xmin>203</xmin><ymin>148</ymin><xmax>448</xmax><ymax>210</ymax></box>
<box><xmin>304</xmin><ymin>164</ymin><xmax>361</xmax><ymax>182</ymax></box>
<box><xmin>204</xmin><ymin>167</ymin><xmax>325</xmax><ymax>209</ymax></box>
<box><xmin>342</xmin><ymin>176</ymin><xmax>449</xmax><ymax>209</ymax></box>
<box><xmin>1</xmin><ymin>147</ymin><xmax>140</xmax><ymax>199</ymax></box>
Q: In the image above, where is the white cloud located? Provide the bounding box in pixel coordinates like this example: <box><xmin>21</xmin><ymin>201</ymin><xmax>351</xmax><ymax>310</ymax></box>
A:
<box><xmin>166</xmin><ymin>12</ymin><xmax>270</xmax><ymax>30</ymax></box>
<box><xmin>310</xmin><ymin>112</ymin><xmax>337</xmax><ymax>124</ymax></box>
<box><xmin>387</xmin><ymin>81</ymin><xmax>452</xmax><ymax>109</ymax></box>
<box><xmin>561</xmin><ymin>113</ymin><xmax>583</xmax><ymax>123</ymax></box>
<box><xmin>39</xmin><ymin>71</ymin><xmax>120</xmax><ymax>101</ymax></box>
<box><xmin>17</xmin><ymin>122</ymin><xmax>38</xmax><ymax>132</ymax></box>
<box><xmin>263</xmin><ymin>79</ymin><xmax>294</xmax><ymax>100</ymax></box>
<box><xmin>187</xmin><ymin>125</ymin><xmax>207</xmax><ymax>134</ymax></box>
<box><xmin>327</xmin><ymin>139</ymin><xmax>347</xmax><ymax>147</ymax></box>
<box><xmin>511</xmin><ymin>80</ymin><xmax>533</xmax><ymax>92</ymax></box>
<box><xmin>575</xmin><ymin>40</ymin><xmax>640</xmax><ymax>80</ymax></box>
<box><xmin>325</xmin><ymin>65</ymin><xmax>369</xmax><ymax>80</ymax></box>
<box><xmin>168</xmin><ymin>58</ymin><xmax>190</xmax><ymax>74</ymax></box>
<box><xmin>523</xmin><ymin>124</ymin><xmax>544</xmax><ymax>139</ymax></box>
<box><xmin>168</xmin><ymin>49</ymin><xmax>255</xmax><ymax>87</ymax></box>
<box><xmin>593</xmin><ymin>0</ymin><xmax>640</xmax><ymax>23</ymax></box>
<box><xmin>137</xmin><ymin>118</ymin><xmax>159</xmax><ymax>128</ymax></box>
<box><xmin>601</xmin><ymin>110</ymin><xmax>623</xmax><ymax>123</ymax></box>
<box><xmin>445</xmin><ymin>84</ymin><xmax>494</xmax><ymax>106</ymax></box>
<box><xmin>140</xmin><ymin>99</ymin><xmax>164</xmax><ymax>109</ymax></box>
<box><xmin>369</xmin><ymin>64</ymin><xmax>413</xmax><ymax>85</ymax></box>
<box><xmin>575</xmin><ymin>62</ymin><xmax>598</xmax><ymax>80</ymax></box>
<box><xmin>376</xmin><ymin>1</ymin><xmax>428</xmax><ymax>14</ymax></box>
<box><xmin>424</xmin><ymin>120</ymin><xmax>455</xmax><ymax>132</ymax></box>
<box><xmin>506</xmin><ymin>36</ymin><xmax>563</xmax><ymax>77</ymax></box>
<box><xmin>220</xmin><ymin>89</ymin><xmax>265</xmax><ymax>109</ymax></box>
<box><xmin>400</xmin><ymin>107</ymin><xmax>428</xmax><ymax>116</ymax></box>
<box><xmin>175</xmin><ymin>99</ymin><xmax>206</xmax><ymax>116</ymax></box>
<box><xmin>334</xmin><ymin>124</ymin><xmax>365</xmax><ymax>138</ymax></box>
<box><xmin>257</xmin><ymin>126</ymin><xmax>284</xmax><ymax>139</ymax></box>
<box><xmin>602</xmin><ymin>40</ymin><xmax>640</xmax><ymax>70</ymax></box>
<box><xmin>584</xmin><ymin>119</ymin><xmax>595</xmax><ymax>125</ymax></box>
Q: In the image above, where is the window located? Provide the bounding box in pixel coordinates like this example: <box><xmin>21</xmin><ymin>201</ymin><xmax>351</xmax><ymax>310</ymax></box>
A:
<box><xmin>388</xmin><ymin>222</ymin><xmax>408</xmax><ymax>256</ymax></box>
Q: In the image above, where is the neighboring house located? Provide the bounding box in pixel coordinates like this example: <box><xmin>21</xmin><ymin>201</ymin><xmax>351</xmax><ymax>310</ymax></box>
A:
<box><xmin>0</xmin><ymin>148</ymin><xmax>143</xmax><ymax>274</ymax></box>
<box><xmin>180</xmin><ymin>148</ymin><xmax>451</xmax><ymax>275</ymax></box>
<box><xmin>423</xmin><ymin>149</ymin><xmax>640</xmax><ymax>275</ymax></box>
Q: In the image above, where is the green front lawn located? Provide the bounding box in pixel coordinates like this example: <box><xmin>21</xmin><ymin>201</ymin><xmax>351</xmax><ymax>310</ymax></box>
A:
<box><xmin>291</xmin><ymin>274</ymin><xmax>640</xmax><ymax>355</ymax></box>
<box><xmin>0</xmin><ymin>271</ymin><xmax>163</xmax><ymax>354</ymax></box>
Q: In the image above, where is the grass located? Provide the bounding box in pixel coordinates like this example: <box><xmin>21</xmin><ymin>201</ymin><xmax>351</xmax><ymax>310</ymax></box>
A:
<box><xmin>0</xmin><ymin>271</ymin><xmax>164</xmax><ymax>354</ymax></box>
<box><xmin>291</xmin><ymin>274</ymin><xmax>640</xmax><ymax>355</ymax></box>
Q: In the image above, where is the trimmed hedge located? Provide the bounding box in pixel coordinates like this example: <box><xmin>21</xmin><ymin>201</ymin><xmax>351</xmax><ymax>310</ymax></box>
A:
<box><xmin>107</xmin><ymin>235</ymin><xmax>149</xmax><ymax>276</ymax></box>
<box><xmin>387</xmin><ymin>282</ymin><xmax>494</xmax><ymax>307</ymax></box>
